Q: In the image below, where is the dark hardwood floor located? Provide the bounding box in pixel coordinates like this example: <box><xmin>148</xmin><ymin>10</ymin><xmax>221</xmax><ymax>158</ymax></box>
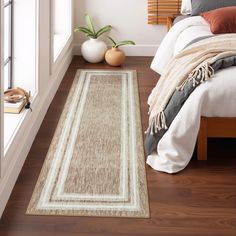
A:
<box><xmin>0</xmin><ymin>56</ymin><xmax>235</xmax><ymax>236</ymax></box>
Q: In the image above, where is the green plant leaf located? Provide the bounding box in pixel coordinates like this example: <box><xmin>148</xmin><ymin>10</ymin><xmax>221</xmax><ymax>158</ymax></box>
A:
<box><xmin>85</xmin><ymin>14</ymin><xmax>96</xmax><ymax>36</ymax></box>
<box><xmin>107</xmin><ymin>36</ymin><xmax>117</xmax><ymax>47</ymax></box>
<box><xmin>96</xmin><ymin>25</ymin><xmax>112</xmax><ymax>38</ymax></box>
<box><xmin>86</xmin><ymin>34</ymin><xmax>97</xmax><ymax>39</ymax></box>
<box><xmin>115</xmin><ymin>40</ymin><xmax>135</xmax><ymax>48</ymax></box>
<box><xmin>75</xmin><ymin>27</ymin><xmax>93</xmax><ymax>35</ymax></box>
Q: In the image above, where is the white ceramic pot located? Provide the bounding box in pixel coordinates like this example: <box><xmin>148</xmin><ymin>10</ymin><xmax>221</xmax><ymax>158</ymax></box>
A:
<box><xmin>81</xmin><ymin>38</ymin><xmax>107</xmax><ymax>63</ymax></box>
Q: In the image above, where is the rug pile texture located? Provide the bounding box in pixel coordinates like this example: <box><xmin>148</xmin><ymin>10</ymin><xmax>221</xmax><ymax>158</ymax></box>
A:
<box><xmin>27</xmin><ymin>70</ymin><xmax>149</xmax><ymax>218</ymax></box>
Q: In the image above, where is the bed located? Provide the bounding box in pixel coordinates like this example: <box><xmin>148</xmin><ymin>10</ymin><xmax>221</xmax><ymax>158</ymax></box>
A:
<box><xmin>145</xmin><ymin>3</ymin><xmax>236</xmax><ymax>173</ymax></box>
<box><xmin>167</xmin><ymin>15</ymin><xmax>236</xmax><ymax>161</ymax></box>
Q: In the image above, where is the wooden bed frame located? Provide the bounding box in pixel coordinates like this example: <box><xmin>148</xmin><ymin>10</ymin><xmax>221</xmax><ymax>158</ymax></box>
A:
<box><xmin>197</xmin><ymin>117</ymin><xmax>236</xmax><ymax>160</ymax></box>
<box><xmin>167</xmin><ymin>16</ymin><xmax>236</xmax><ymax>161</ymax></box>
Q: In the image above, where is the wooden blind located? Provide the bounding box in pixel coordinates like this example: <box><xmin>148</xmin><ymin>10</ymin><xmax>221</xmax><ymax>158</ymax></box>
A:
<box><xmin>148</xmin><ymin>0</ymin><xmax>182</xmax><ymax>24</ymax></box>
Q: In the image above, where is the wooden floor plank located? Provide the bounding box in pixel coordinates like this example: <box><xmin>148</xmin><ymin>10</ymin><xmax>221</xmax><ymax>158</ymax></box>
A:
<box><xmin>0</xmin><ymin>56</ymin><xmax>235</xmax><ymax>236</ymax></box>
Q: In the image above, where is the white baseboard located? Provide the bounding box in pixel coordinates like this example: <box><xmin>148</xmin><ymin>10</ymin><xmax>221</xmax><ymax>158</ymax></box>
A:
<box><xmin>0</xmin><ymin>44</ymin><xmax>73</xmax><ymax>218</ymax></box>
<box><xmin>73</xmin><ymin>43</ymin><xmax>159</xmax><ymax>57</ymax></box>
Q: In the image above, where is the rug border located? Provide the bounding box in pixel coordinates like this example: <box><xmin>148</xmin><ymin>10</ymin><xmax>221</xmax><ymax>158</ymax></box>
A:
<box><xmin>26</xmin><ymin>69</ymin><xmax>150</xmax><ymax>218</ymax></box>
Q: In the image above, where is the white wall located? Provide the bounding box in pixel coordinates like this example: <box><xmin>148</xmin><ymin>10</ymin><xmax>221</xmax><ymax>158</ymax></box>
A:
<box><xmin>73</xmin><ymin>0</ymin><xmax>167</xmax><ymax>56</ymax></box>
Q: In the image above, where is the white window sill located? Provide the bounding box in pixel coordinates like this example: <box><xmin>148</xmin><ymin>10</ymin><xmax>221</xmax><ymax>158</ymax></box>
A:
<box><xmin>54</xmin><ymin>33</ymin><xmax>70</xmax><ymax>62</ymax></box>
<box><xmin>4</xmin><ymin>108</ymin><xmax>29</xmax><ymax>155</ymax></box>
<box><xmin>3</xmin><ymin>93</ymin><xmax>37</xmax><ymax>156</ymax></box>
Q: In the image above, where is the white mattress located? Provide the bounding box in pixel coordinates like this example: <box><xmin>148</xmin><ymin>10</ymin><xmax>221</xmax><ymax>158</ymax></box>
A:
<box><xmin>147</xmin><ymin>16</ymin><xmax>236</xmax><ymax>173</ymax></box>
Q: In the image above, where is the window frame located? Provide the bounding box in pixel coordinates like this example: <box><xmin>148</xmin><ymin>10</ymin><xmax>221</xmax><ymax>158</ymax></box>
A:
<box><xmin>1</xmin><ymin>0</ymin><xmax>4</xmax><ymax>176</ymax></box>
<box><xmin>3</xmin><ymin>0</ymin><xmax>13</xmax><ymax>89</ymax></box>
<box><xmin>2</xmin><ymin>0</ymin><xmax>39</xmax><ymax>172</ymax></box>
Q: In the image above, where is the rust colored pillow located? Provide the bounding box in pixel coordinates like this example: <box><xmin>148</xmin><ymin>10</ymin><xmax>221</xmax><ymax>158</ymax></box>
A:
<box><xmin>201</xmin><ymin>6</ymin><xmax>236</xmax><ymax>34</ymax></box>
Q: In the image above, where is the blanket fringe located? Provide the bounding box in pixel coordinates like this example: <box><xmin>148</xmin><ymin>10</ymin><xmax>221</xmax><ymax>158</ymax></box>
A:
<box><xmin>177</xmin><ymin>63</ymin><xmax>214</xmax><ymax>91</ymax></box>
<box><xmin>145</xmin><ymin>111</ymin><xmax>168</xmax><ymax>135</ymax></box>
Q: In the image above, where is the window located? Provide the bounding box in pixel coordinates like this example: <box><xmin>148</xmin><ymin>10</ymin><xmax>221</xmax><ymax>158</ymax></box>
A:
<box><xmin>3</xmin><ymin>0</ymin><xmax>13</xmax><ymax>91</ymax></box>
<box><xmin>53</xmin><ymin>0</ymin><xmax>72</xmax><ymax>61</ymax></box>
<box><xmin>12</xmin><ymin>0</ymin><xmax>38</xmax><ymax>95</ymax></box>
<box><xmin>3</xmin><ymin>0</ymin><xmax>39</xmax><ymax>153</ymax></box>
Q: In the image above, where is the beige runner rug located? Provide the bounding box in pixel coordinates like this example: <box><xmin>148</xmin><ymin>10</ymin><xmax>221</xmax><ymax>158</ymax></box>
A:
<box><xmin>27</xmin><ymin>70</ymin><xmax>149</xmax><ymax>218</ymax></box>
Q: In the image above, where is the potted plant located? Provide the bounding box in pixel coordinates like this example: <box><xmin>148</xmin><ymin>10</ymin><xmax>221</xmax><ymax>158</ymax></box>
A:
<box><xmin>105</xmin><ymin>37</ymin><xmax>135</xmax><ymax>66</ymax></box>
<box><xmin>74</xmin><ymin>14</ymin><xmax>112</xmax><ymax>63</ymax></box>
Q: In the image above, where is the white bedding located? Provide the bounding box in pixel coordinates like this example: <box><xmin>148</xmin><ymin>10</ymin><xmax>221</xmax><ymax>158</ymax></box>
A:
<box><xmin>146</xmin><ymin>16</ymin><xmax>236</xmax><ymax>173</ymax></box>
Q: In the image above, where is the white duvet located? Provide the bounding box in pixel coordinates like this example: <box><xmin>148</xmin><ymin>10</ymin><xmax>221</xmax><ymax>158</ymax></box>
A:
<box><xmin>146</xmin><ymin>16</ymin><xmax>236</xmax><ymax>173</ymax></box>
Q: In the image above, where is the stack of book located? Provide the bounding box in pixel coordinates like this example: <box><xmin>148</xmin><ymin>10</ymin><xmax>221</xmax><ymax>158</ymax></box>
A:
<box><xmin>4</xmin><ymin>98</ymin><xmax>26</xmax><ymax>114</ymax></box>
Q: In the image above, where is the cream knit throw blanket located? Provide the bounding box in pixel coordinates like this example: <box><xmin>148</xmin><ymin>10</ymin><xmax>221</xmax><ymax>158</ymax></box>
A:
<box><xmin>147</xmin><ymin>34</ymin><xmax>236</xmax><ymax>134</ymax></box>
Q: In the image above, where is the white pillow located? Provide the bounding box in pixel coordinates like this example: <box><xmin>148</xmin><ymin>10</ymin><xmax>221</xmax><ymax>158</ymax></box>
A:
<box><xmin>181</xmin><ymin>0</ymin><xmax>192</xmax><ymax>15</ymax></box>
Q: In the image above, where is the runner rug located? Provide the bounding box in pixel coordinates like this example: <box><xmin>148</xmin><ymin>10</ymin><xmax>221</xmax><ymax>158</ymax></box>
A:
<box><xmin>27</xmin><ymin>70</ymin><xmax>149</xmax><ymax>218</ymax></box>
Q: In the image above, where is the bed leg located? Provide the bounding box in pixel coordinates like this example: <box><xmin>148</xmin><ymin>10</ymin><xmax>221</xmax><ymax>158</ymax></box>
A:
<box><xmin>197</xmin><ymin>117</ymin><xmax>207</xmax><ymax>160</ymax></box>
